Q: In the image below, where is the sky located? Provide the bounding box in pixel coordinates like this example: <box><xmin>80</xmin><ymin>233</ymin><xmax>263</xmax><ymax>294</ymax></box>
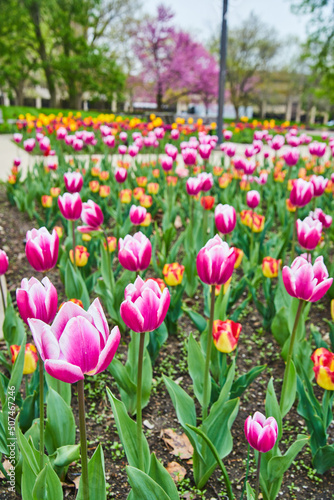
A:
<box><xmin>143</xmin><ymin>0</ymin><xmax>311</xmax><ymax>43</ymax></box>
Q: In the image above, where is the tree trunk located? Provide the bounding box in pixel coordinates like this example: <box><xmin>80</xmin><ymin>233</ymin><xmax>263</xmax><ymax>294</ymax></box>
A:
<box><xmin>157</xmin><ymin>81</ymin><xmax>163</xmax><ymax>111</ymax></box>
<box><xmin>68</xmin><ymin>89</ymin><xmax>82</xmax><ymax>110</ymax></box>
<box><xmin>28</xmin><ymin>1</ymin><xmax>57</xmax><ymax>107</ymax></box>
<box><xmin>14</xmin><ymin>81</ymin><xmax>25</xmax><ymax>106</ymax></box>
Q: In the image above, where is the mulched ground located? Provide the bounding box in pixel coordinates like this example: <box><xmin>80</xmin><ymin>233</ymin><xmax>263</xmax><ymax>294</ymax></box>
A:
<box><xmin>0</xmin><ymin>184</ymin><xmax>333</xmax><ymax>499</ymax></box>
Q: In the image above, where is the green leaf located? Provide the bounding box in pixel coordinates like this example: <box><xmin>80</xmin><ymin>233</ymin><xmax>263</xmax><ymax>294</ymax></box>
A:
<box><xmin>267</xmin><ymin>434</ymin><xmax>309</xmax><ymax>482</ymax></box>
<box><xmin>246</xmin><ymin>482</ymin><xmax>256</xmax><ymax>500</ymax></box>
<box><xmin>3</xmin><ymin>292</ymin><xmax>25</xmax><ymax>347</ymax></box>
<box><xmin>265</xmin><ymin>378</ymin><xmax>282</xmax><ymax>441</ymax></box>
<box><xmin>230</xmin><ymin>364</ymin><xmax>267</xmax><ymax>399</ymax></box>
<box><xmin>77</xmin><ymin>444</ymin><xmax>106</xmax><ymax>500</ymax></box>
<box><xmin>126</xmin><ymin>466</ymin><xmax>172</xmax><ymax>500</ymax></box>
<box><xmin>280</xmin><ymin>360</ymin><xmax>296</xmax><ymax>418</ymax></box>
<box><xmin>147</xmin><ymin>322</ymin><xmax>168</xmax><ymax>364</ymax></box>
<box><xmin>148</xmin><ymin>453</ymin><xmax>180</xmax><ymax>500</ymax></box>
<box><xmin>312</xmin><ymin>445</ymin><xmax>334</xmax><ymax>474</ymax></box>
<box><xmin>44</xmin><ymin>388</ymin><xmax>75</xmax><ymax>455</ymax></box>
<box><xmin>163</xmin><ymin>376</ymin><xmax>197</xmax><ymax>431</ymax></box>
<box><xmin>45</xmin><ymin>372</ymin><xmax>71</xmax><ymax>406</ymax></box>
<box><xmin>187</xmin><ymin>334</ymin><xmax>206</xmax><ymax>407</ymax></box>
<box><xmin>32</xmin><ymin>464</ymin><xmax>63</xmax><ymax>500</ymax></box>
<box><xmin>51</xmin><ymin>444</ymin><xmax>80</xmax><ymax>467</ymax></box>
<box><xmin>182</xmin><ymin>305</ymin><xmax>207</xmax><ymax>333</ymax></box>
<box><xmin>106</xmin><ymin>389</ymin><xmax>150</xmax><ymax>473</ymax></box>
<box><xmin>19</xmin><ymin>391</ymin><xmax>39</xmax><ymax>433</ymax></box>
<box><xmin>7</xmin><ymin>334</ymin><xmax>26</xmax><ymax>400</ymax></box>
<box><xmin>64</xmin><ymin>260</ymin><xmax>90</xmax><ymax>309</ymax></box>
<box><xmin>271</xmin><ymin>307</ymin><xmax>289</xmax><ymax>348</ymax></box>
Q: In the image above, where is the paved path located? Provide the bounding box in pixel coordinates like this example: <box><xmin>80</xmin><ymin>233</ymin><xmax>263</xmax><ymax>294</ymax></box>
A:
<box><xmin>0</xmin><ymin>134</ymin><xmax>31</xmax><ymax>181</ymax></box>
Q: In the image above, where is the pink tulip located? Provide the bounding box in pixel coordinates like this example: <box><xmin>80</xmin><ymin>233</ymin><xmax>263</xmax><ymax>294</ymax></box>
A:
<box><xmin>24</xmin><ymin>138</ymin><xmax>36</xmax><ymax>153</ymax></box>
<box><xmin>296</xmin><ymin>216</ymin><xmax>322</xmax><ymax>251</ymax></box>
<box><xmin>119</xmin><ymin>132</ymin><xmax>128</xmax><ymax>142</ymax></box>
<box><xmin>58</xmin><ymin>192</ymin><xmax>82</xmax><ymax>221</ymax></box>
<box><xmin>234</xmin><ymin>157</ymin><xmax>247</xmax><ymax>170</ymax></box>
<box><xmin>78</xmin><ymin>200</ymin><xmax>104</xmax><ymax>233</ymax></box>
<box><xmin>196</xmin><ymin>235</ymin><xmax>236</xmax><ymax>285</ymax></box>
<box><xmin>225</xmin><ymin>144</ymin><xmax>236</xmax><ymax>157</ymax></box>
<box><xmin>253</xmin><ymin>140</ymin><xmax>263</xmax><ymax>154</ymax></box>
<box><xmin>215</xmin><ymin>204</ymin><xmax>236</xmax><ymax>234</ymax></box>
<box><xmin>287</xmin><ymin>136</ymin><xmax>300</xmax><ymax>148</ymax></box>
<box><xmin>118</xmin><ymin>232</ymin><xmax>152</xmax><ymax>272</ymax></box>
<box><xmin>171</xmin><ymin>129</ymin><xmax>180</xmax><ymax>140</ymax></box>
<box><xmin>118</xmin><ymin>145</ymin><xmax>127</xmax><ymax>155</ymax></box>
<box><xmin>0</xmin><ymin>250</ymin><xmax>9</xmax><ymax>275</ymax></box>
<box><xmin>56</xmin><ymin>127</ymin><xmax>67</xmax><ymax>140</ymax></box>
<box><xmin>104</xmin><ymin>135</ymin><xmax>115</xmax><ymax>148</ymax></box>
<box><xmin>115</xmin><ymin>167</ymin><xmax>128</xmax><ymax>183</ymax></box>
<box><xmin>283</xmin><ymin>148</ymin><xmax>300</xmax><ymax>166</ymax></box>
<box><xmin>246</xmin><ymin>190</ymin><xmax>260</xmax><ymax>209</ymax></box>
<box><xmin>100</xmin><ymin>125</ymin><xmax>111</xmax><ymax>137</ymax></box>
<box><xmin>310</xmin><ymin>208</ymin><xmax>332</xmax><ymax>229</ymax></box>
<box><xmin>289</xmin><ymin>178</ymin><xmax>314</xmax><ymax>207</ymax></box>
<box><xmin>245</xmin><ymin>146</ymin><xmax>256</xmax><ymax>158</ymax></box>
<box><xmin>28</xmin><ymin>298</ymin><xmax>120</xmax><ymax>383</ymax></box>
<box><xmin>175</xmin><ymin>166</ymin><xmax>189</xmax><ymax>178</ymax></box>
<box><xmin>120</xmin><ymin>276</ymin><xmax>170</xmax><ymax>332</ymax></box>
<box><xmin>186</xmin><ymin>177</ymin><xmax>202</xmax><ymax>196</ymax></box>
<box><xmin>243</xmin><ymin>160</ymin><xmax>257</xmax><ymax>176</ymax></box>
<box><xmin>128</xmin><ymin>145</ymin><xmax>139</xmax><ymax>157</ymax></box>
<box><xmin>16</xmin><ymin>277</ymin><xmax>58</xmax><ymax>325</ymax></box>
<box><xmin>282</xmin><ymin>255</ymin><xmax>333</xmax><ymax>302</ymax></box>
<box><xmin>13</xmin><ymin>133</ymin><xmax>23</xmax><ymax>143</ymax></box>
<box><xmin>154</xmin><ymin>127</ymin><xmax>165</xmax><ymax>140</ymax></box>
<box><xmin>165</xmin><ymin>144</ymin><xmax>178</xmax><ymax>161</ymax></box>
<box><xmin>198</xmin><ymin>172</ymin><xmax>213</xmax><ymax>192</ymax></box>
<box><xmin>64</xmin><ymin>171</ymin><xmax>83</xmax><ymax>193</ymax></box>
<box><xmin>270</xmin><ymin>135</ymin><xmax>285</xmax><ymax>151</ymax></box>
<box><xmin>223</xmin><ymin>130</ymin><xmax>233</xmax><ymax>140</ymax></box>
<box><xmin>39</xmin><ymin>137</ymin><xmax>50</xmax><ymax>152</ymax></box>
<box><xmin>244</xmin><ymin>412</ymin><xmax>278</xmax><ymax>453</ymax></box>
<box><xmin>73</xmin><ymin>138</ymin><xmax>83</xmax><ymax>151</ymax></box>
<box><xmin>25</xmin><ymin>227</ymin><xmax>59</xmax><ymax>273</ymax></box>
<box><xmin>14</xmin><ymin>158</ymin><xmax>21</xmax><ymax>167</ymax></box>
<box><xmin>199</xmin><ymin>144</ymin><xmax>212</xmax><ymax>160</ymax></box>
<box><xmin>65</xmin><ymin>135</ymin><xmax>74</xmax><ymax>146</ymax></box>
<box><xmin>182</xmin><ymin>148</ymin><xmax>197</xmax><ymax>166</ymax></box>
<box><xmin>129</xmin><ymin>205</ymin><xmax>147</xmax><ymax>225</ymax></box>
<box><xmin>310</xmin><ymin>175</ymin><xmax>328</xmax><ymax>197</ymax></box>
<box><xmin>309</xmin><ymin>141</ymin><xmax>326</xmax><ymax>157</ymax></box>
<box><xmin>161</xmin><ymin>156</ymin><xmax>173</xmax><ymax>172</ymax></box>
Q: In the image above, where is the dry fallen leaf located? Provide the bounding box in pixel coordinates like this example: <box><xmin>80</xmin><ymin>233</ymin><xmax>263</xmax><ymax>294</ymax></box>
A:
<box><xmin>161</xmin><ymin>428</ymin><xmax>193</xmax><ymax>459</ymax></box>
<box><xmin>166</xmin><ymin>461</ymin><xmax>187</xmax><ymax>483</ymax></box>
<box><xmin>174</xmin><ymin>215</ymin><xmax>183</xmax><ymax>229</ymax></box>
<box><xmin>0</xmin><ymin>459</ymin><xmax>14</xmax><ymax>479</ymax></box>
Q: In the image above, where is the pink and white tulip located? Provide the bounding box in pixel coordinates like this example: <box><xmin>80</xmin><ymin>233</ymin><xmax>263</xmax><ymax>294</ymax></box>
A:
<box><xmin>296</xmin><ymin>216</ymin><xmax>322</xmax><ymax>251</ymax></box>
<box><xmin>58</xmin><ymin>192</ymin><xmax>82</xmax><ymax>221</ymax></box>
<box><xmin>215</xmin><ymin>204</ymin><xmax>236</xmax><ymax>234</ymax></box>
<box><xmin>16</xmin><ymin>277</ymin><xmax>58</xmax><ymax>325</ymax></box>
<box><xmin>120</xmin><ymin>276</ymin><xmax>170</xmax><ymax>332</ymax></box>
<box><xmin>196</xmin><ymin>235</ymin><xmax>236</xmax><ymax>286</ymax></box>
<box><xmin>64</xmin><ymin>172</ymin><xmax>83</xmax><ymax>193</ymax></box>
<box><xmin>25</xmin><ymin>227</ymin><xmax>59</xmax><ymax>273</ymax></box>
<box><xmin>282</xmin><ymin>255</ymin><xmax>333</xmax><ymax>302</ymax></box>
<box><xmin>244</xmin><ymin>412</ymin><xmax>278</xmax><ymax>453</ymax></box>
<box><xmin>118</xmin><ymin>232</ymin><xmax>152</xmax><ymax>272</ymax></box>
<box><xmin>129</xmin><ymin>205</ymin><xmax>147</xmax><ymax>225</ymax></box>
<box><xmin>78</xmin><ymin>200</ymin><xmax>104</xmax><ymax>232</ymax></box>
<box><xmin>28</xmin><ymin>298</ymin><xmax>120</xmax><ymax>383</ymax></box>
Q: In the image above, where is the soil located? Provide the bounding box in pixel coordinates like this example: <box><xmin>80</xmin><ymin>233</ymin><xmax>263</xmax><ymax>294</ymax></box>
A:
<box><xmin>0</xmin><ymin>184</ymin><xmax>333</xmax><ymax>500</ymax></box>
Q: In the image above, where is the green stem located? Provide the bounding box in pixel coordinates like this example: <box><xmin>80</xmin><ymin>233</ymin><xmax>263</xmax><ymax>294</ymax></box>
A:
<box><xmin>0</xmin><ymin>277</ymin><xmax>6</xmax><ymax>314</ymax></box>
<box><xmin>280</xmin><ymin>299</ymin><xmax>304</xmax><ymax>414</ymax></box>
<box><xmin>202</xmin><ymin>285</ymin><xmax>216</xmax><ymax>421</ymax></box>
<box><xmin>78</xmin><ymin>379</ymin><xmax>89</xmax><ymax>500</ymax></box>
<box><xmin>186</xmin><ymin>424</ymin><xmax>234</xmax><ymax>500</ymax></box>
<box><xmin>290</xmin><ymin>209</ymin><xmax>298</xmax><ymax>263</ymax></box>
<box><xmin>103</xmin><ymin>229</ymin><xmax>114</xmax><ymax>292</ymax></box>
<box><xmin>39</xmin><ymin>356</ymin><xmax>44</xmax><ymax>470</ymax></box>
<box><xmin>255</xmin><ymin>452</ymin><xmax>262</xmax><ymax>499</ymax></box>
<box><xmin>136</xmin><ymin>331</ymin><xmax>146</xmax><ymax>471</ymax></box>
<box><xmin>250</xmin><ymin>212</ymin><xmax>254</xmax><ymax>263</ymax></box>
<box><xmin>71</xmin><ymin>220</ymin><xmax>77</xmax><ymax>271</ymax></box>
<box><xmin>240</xmin><ymin>444</ymin><xmax>251</xmax><ymax>500</ymax></box>
<box><xmin>323</xmin><ymin>390</ymin><xmax>332</xmax><ymax>429</ymax></box>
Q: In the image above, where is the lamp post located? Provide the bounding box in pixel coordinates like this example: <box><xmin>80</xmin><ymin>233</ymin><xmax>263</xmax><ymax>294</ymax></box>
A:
<box><xmin>217</xmin><ymin>0</ymin><xmax>228</xmax><ymax>144</ymax></box>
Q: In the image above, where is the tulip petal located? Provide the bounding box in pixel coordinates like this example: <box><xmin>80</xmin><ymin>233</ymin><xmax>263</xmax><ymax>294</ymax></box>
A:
<box><xmin>282</xmin><ymin>266</ymin><xmax>296</xmax><ymax>298</ymax></box>
<box><xmin>93</xmin><ymin>326</ymin><xmax>121</xmax><ymax>375</ymax></box>
<box><xmin>59</xmin><ymin>317</ymin><xmax>101</xmax><ymax>374</ymax></box>
<box><xmin>120</xmin><ymin>299</ymin><xmax>145</xmax><ymax>332</ymax></box>
<box><xmin>310</xmin><ymin>278</ymin><xmax>333</xmax><ymax>302</ymax></box>
<box><xmin>257</xmin><ymin>425</ymin><xmax>277</xmax><ymax>453</ymax></box>
<box><xmin>52</xmin><ymin>301</ymin><xmax>92</xmax><ymax>340</ymax></box>
<box><xmin>88</xmin><ymin>298</ymin><xmax>109</xmax><ymax>346</ymax></box>
<box><xmin>45</xmin><ymin>359</ymin><xmax>84</xmax><ymax>383</ymax></box>
<box><xmin>28</xmin><ymin>319</ymin><xmax>60</xmax><ymax>362</ymax></box>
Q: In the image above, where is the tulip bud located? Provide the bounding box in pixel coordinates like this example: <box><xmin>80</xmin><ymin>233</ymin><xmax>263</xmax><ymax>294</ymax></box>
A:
<box><xmin>311</xmin><ymin>348</ymin><xmax>334</xmax><ymax>390</ymax></box>
<box><xmin>213</xmin><ymin>319</ymin><xmax>242</xmax><ymax>353</ymax></box>
<box><xmin>244</xmin><ymin>412</ymin><xmax>278</xmax><ymax>453</ymax></box>
<box><xmin>246</xmin><ymin>190</ymin><xmax>260</xmax><ymax>209</ymax></box>
<box><xmin>70</xmin><ymin>245</ymin><xmax>89</xmax><ymax>267</ymax></box>
<box><xmin>103</xmin><ymin>236</ymin><xmax>117</xmax><ymax>253</ymax></box>
<box><xmin>296</xmin><ymin>216</ymin><xmax>322</xmax><ymax>251</ymax></box>
<box><xmin>64</xmin><ymin>172</ymin><xmax>83</xmax><ymax>193</ymax></box>
<box><xmin>10</xmin><ymin>343</ymin><xmax>38</xmax><ymax>375</ymax></box>
<box><xmin>215</xmin><ymin>204</ymin><xmax>236</xmax><ymax>234</ymax></box>
<box><xmin>120</xmin><ymin>276</ymin><xmax>170</xmax><ymax>332</ymax></box>
<box><xmin>163</xmin><ymin>263</ymin><xmax>185</xmax><ymax>286</ymax></box>
<box><xmin>196</xmin><ymin>235</ymin><xmax>235</xmax><ymax>286</ymax></box>
<box><xmin>25</xmin><ymin>227</ymin><xmax>59</xmax><ymax>272</ymax></box>
<box><xmin>119</xmin><ymin>189</ymin><xmax>132</xmax><ymax>204</ymax></box>
<box><xmin>118</xmin><ymin>232</ymin><xmax>152</xmax><ymax>272</ymax></box>
<box><xmin>0</xmin><ymin>250</ymin><xmax>9</xmax><ymax>275</ymax></box>
<box><xmin>262</xmin><ymin>257</ymin><xmax>281</xmax><ymax>278</ymax></box>
<box><xmin>16</xmin><ymin>277</ymin><xmax>58</xmax><ymax>324</ymax></box>
<box><xmin>58</xmin><ymin>192</ymin><xmax>82</xmax><ymax>221</ymax></box>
